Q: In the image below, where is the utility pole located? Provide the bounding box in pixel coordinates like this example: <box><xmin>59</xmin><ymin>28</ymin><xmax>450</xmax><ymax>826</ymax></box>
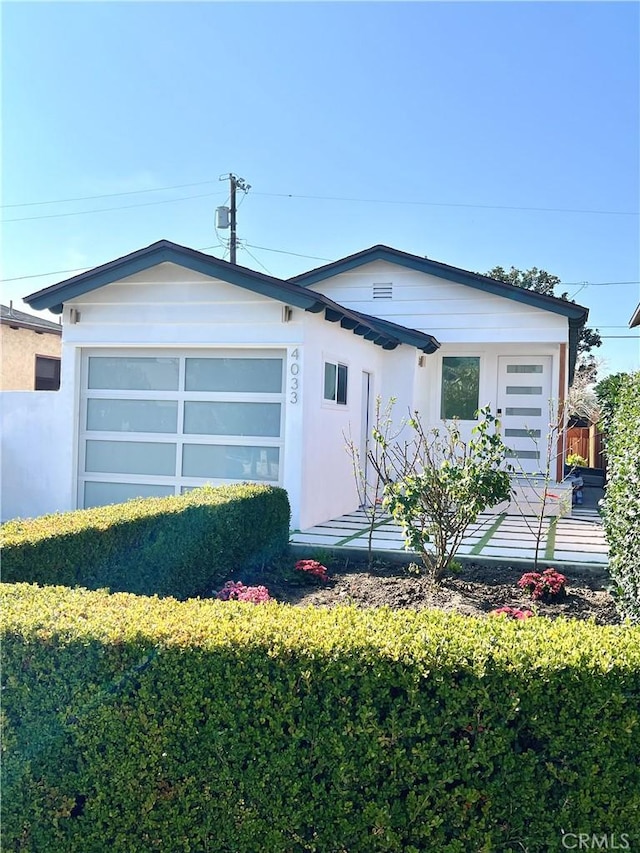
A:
<box><xmin>217</xmin><ymin>173</ymin><xmax>251</xmax><ymax>264</ymax></box>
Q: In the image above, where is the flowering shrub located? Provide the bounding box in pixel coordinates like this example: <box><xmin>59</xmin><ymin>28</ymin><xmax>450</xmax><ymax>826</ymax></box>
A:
<box><xmin>517</xmin><ymin>568</ymin><xmax>567</xmax><ymax>601</ymax></box>
<box><xmin>215</xmin><ymin>581</ymin><xmax>273</xmax><ymax>603</ymax></box>
<box><xmin>489</xmin><ymin>606</ymin><xmax>534</xmax><ymax>620</ymax></box>
<box><xmin>295</xmin><ymin>559</ymin><xmax>330</xmax><ymax>583</ymax></box>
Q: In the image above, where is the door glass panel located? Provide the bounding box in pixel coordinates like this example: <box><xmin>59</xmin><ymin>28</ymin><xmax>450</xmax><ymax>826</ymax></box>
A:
<box><xmin>182</xmin><ymin>444</ymin><xmax>279</xmax><ymax>481</ymax></box>
<box><xmin>185</xmin><ymin>358</ymin><xmax>283</xmax><ymax>392</ymax></box>
<box><xmin>506</xmin><ymin>364</ymin><xmax>543</xmax><ymax>373</ymax></box>
<box><xmin>506</xmin><ymin>386</ymin><xmax>543</xmax><ymax>395</ymax></box>
<box><xmin>84</xmin><ymin>481</ymin><xmax>173</xmax><ymax>508</ymax></box>
<box><xmin>88</xmin><ymin>357</ymin><xmax>179</xmax><ymax>390</ymax></box>
<box><xmin>87</xmin><ymin>399</ymin><xmax>178</xmax><ymax>433</ymax></box>
<box><xmin>184</xmin><ymin>402</ymin><xmax>281</xmax><ymax>436</ymax></box>
<box><xmin>505</xmin><ymin>428</ymin><xmax>541</xmax><ymax>438</ymax></box>
<box><xmin>506</xmin><ymin>450</ymin><xmax>540</xmax><ymax>459</ymax></box>
<box><xmin>85</xmin><ymin>440</ymin><xmax>176</xmax><ymax>475</ymax></box>
<box><xmin>505</xmin><ymin>407</ymin><xmax>542</xmax><ymax>417</ymax></box>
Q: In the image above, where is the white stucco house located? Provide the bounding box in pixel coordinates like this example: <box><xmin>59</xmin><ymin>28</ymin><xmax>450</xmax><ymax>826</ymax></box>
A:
<box><xmin>1</xmin><ymin>241</ymin><xmax>588</xmax><ymax>528</ymax></box>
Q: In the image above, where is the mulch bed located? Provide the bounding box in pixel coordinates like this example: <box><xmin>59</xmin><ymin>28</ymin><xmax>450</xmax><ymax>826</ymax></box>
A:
<box><xmin>246</xmin><ymin>558</ymin><xmax>620</xmax><ymax>625</ymax></box>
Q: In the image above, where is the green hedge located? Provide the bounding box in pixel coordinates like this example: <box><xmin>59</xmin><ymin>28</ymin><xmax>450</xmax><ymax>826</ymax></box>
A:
<box><xmin>2</xmin><ymin>583</ymin><xmax>639</xmax><ymax>852</ymax></box>
<box><xmin>0</xmin><ymin>484</ymin><xmax>290</xmax><ymax>599</ymax></box>
<box><xmin>603</xmin><ymin>371</ymin><xmax>640</xmax><ymax>623</ymax></box>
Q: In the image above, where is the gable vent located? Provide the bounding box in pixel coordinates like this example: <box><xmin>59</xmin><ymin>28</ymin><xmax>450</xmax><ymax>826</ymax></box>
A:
<box><xmin>373</xmin><ymin>282</ymin><xmax>393</xmax><ymax>299</ymax></box>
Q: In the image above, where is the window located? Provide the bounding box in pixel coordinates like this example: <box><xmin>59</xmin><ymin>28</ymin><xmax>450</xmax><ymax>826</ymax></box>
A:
<box><xmin>440</xmin><ymin>356</ymin><xmax>480</xmax><ymax>420</ymax></box>
<box><xmin>324</xmin><ymin>361</ymin><xmax>348</xmax><ymax>405</ymax></box>
<box><xmin>35</xmin><ymin>356</ymin><xmax>61</xmax><ymax>391</ymax></box>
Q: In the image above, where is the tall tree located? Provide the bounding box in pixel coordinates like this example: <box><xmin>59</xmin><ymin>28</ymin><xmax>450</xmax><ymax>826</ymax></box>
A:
<box><xmin>485</xmin><ymin>265</ymin><xmax>602</xmax><ymax>382</ymax></box>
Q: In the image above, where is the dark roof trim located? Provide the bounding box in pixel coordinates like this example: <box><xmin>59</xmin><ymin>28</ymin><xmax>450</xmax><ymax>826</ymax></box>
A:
<box><xmin>24</xmin><ymin>239</ymin><xmax>440</xmax><ymax>356</ymax></box>
<box><xmin>0</xmin><ymin>304</ymin><xmax>62</xmax><ymax>334</ymax></box>
<box><xmin>289</xmin><ymin>244</ymin><xmax>589</xmax><ymax>323</ymax></box>
<box><xmin>25</xmin><ymin>240</ymin><xmax>327</xmax><ymax>315</ymax></box>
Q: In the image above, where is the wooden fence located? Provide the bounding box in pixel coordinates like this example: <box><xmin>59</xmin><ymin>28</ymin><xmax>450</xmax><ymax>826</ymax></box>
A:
<box><xmin>566</xmin><ymin>424</ymin><xmax>606</xmax><ymax>472</ymax></box>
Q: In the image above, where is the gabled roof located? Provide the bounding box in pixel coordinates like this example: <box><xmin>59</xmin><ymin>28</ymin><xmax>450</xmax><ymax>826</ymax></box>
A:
<box><xmin>289</xmin><ymin>244</ymin><xmax>590</xmax><ymax>324</ymax></box>
<box><xmin>1</xmin><ymin>304</ymin><xmax>62</xmax><ymax>334</ymax></box>
<box><xmin>630</xmin><ymin>303</ymin><xmax>640</xmax><ymax>329</ymax></box>
<box><xmin>24</xmin><ymin>240</ymin><xmax>439</xmax><ymax>354</ymax></box>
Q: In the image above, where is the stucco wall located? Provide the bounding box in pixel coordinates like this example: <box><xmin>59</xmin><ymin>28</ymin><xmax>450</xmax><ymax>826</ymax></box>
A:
<box><xmin>1</xmin><ymin>389</ymin><xmax>74</xmax><ymax>521</ymax></box>
<box><xmin>1</xmin><ymin>325</ymin><xmax>61</xmax><ymax>390</ymax></box>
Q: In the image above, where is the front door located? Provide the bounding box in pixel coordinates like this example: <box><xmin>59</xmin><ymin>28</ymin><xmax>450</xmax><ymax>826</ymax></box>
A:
<box><xmin>497</xmin><ymin>356</ymin><xmax>553</xmax><ymax>475</ymax></box>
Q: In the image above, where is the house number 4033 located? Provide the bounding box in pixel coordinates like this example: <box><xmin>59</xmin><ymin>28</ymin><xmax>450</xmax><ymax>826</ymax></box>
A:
<box><xmin>289</xmin><ymin>348</ymin><xmax>300</xmax><ymax>403</ymax></box>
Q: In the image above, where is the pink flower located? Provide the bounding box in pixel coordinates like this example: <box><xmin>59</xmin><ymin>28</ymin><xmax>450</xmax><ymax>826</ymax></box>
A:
<box><xmin>489</xmin><ymin>606</ymin><xmax>534</xmax><ymax>620</ymax></box>
<box><xmin>295</xmin><ymin>559</ymin><xmax>330</xmax><ymax>582</ymax></box>
<box><xmin>215</xmin><ymin>581</ymin><xmax>273</xmax><ymax>603</ymax></box>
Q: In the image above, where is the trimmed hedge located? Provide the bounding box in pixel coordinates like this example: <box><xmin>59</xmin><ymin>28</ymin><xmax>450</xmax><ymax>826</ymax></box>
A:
<box><xmin>2</xmin><ymin>583</ymin><xmax>639</xmax><ymax>852</ymax></box>
<box><xmin>603</xmin><ymin>371</ymin><xmax>640</xmax><ymax>622</ymax></box>
<box><xmin>0</xmin><ymin>484</ymin><xmax>290</xmax><ymax>599</ymax></box>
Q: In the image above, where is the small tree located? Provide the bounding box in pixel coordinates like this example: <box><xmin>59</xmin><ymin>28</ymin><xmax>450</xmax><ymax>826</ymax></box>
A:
<box><xmin>344</xmin><ymin>397</ymin><xmax>399</xmax><ymax>569</ymax></box>
<box><xmin>369</xmin><ymin>406</ymin><xmax>513</xmax><ymax>581</ymax></box>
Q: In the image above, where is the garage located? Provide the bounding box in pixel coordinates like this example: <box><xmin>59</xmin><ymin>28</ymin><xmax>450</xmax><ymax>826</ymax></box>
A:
<box><xmin>79</xmin><ymin>348</ymin><xmax>285</xmax><ymax>508</ymax></box>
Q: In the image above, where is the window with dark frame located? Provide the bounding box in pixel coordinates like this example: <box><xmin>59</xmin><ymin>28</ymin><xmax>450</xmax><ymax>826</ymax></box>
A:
<box><xmin>440</xmin><ymin>356</ymin><xmax>480</xmax><ymax>420</ymax></box>
<box><xmin>35</xmin><ymin>356</ymin><xmax>61</xmax><ymax>391</ymax></box>
<box><xmin>323</xmin><ymin>361</ymin><xmax>348</xmax><ymax>405</ymax></box>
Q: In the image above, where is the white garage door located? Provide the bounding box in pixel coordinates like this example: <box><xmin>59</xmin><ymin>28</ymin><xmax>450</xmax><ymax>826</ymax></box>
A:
<box><xmin>79</xmin><ymin>349</ymin><xmax>285</xmax><ymax>508</ymax></box>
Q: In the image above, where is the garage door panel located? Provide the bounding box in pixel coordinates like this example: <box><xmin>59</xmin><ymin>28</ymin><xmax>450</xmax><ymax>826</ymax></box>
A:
<box><xmin>183</xmin><ymin>401</ymin><xmax>281</xmax><ymax>437</ymax></box>
<box><xmin>87</xmin><ymin>399</ymin><xmax>179</xmax><ymax>433</ymax></box>
<box><xmin>84</xmin><ymin>481</ymin><xmax>174</xmax><ymax>508</ymax></box>
<box><xmin>88</xmin><ymin>356</ymin><xmax>179</xmax><ymax>390</ymax></box>
<box><xmin>182</xmin><ymin>444</ymin><xmax>280</xmax><ymax>481</ymax></box>
<box><xmin>85</xmin><ymin>440</ymin><xmax>177</xmax><ymax>476</ymax></box>
<box><xmin>185</xmin><ymin>357</ymin><xmax>283</xmax><ymax>393</ymax></box>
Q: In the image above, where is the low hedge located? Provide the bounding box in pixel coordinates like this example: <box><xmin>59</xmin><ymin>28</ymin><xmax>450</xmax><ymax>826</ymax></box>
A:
<box><xmin>0</xmin><ymin>484</ymin><xmax>290</xmax><ymax>599</ymax></box>
<box><xmin>603</xmin><ymin>370</ymin><xmax>640</xmax><ymax>622</ymax></box>
<box><xmin>2</xmin><ymin>583</ymin><xmax>639</xmax><ymax>852</ymax></box>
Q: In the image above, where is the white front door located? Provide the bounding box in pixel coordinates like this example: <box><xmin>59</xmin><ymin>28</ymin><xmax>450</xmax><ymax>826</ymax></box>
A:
<box><xmin>497</xmin><ymin>356</ymin><xmax>553</xmax><ymax>475</ymax></box>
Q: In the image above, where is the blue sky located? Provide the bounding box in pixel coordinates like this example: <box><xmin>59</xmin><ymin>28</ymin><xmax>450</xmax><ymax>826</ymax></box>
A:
<box><xmin>2</xmin><ymin>1</ymin><xmax>639</xmax><ymax>378</ymax></box>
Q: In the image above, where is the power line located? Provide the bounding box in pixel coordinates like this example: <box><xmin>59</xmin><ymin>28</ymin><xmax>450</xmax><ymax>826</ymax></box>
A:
<box><xmin>4</xmin><ymin>182</ymin><xmax>638</xmax><ymax>222</ymax></box>
<box><xmin>2</xmin><ymin>191</ymin><xmax>225</xmax><ymax>223</ymax></box>
<box><xmin>0</xmin><ymin>179</ymin><xmax>223</xmax><ymax>209</ymax></box>
<box><xmin>238</xmin><ymin>243</ymin><xmax>272</xmax><ymax>276</ymax></box>
<box><xmin>252</xmin><ymin>191</ymin><xmax>639</xmax><ymax>217</ymax></box>
<box><xmin>1</xmin><ymin>243</ymin><xmax>227</xmax><ymax>283</ymax></box>
<box><xmin>244</xmin><ymin>243</ymin><xmax>333</xmax><ymax>262</ymax></box>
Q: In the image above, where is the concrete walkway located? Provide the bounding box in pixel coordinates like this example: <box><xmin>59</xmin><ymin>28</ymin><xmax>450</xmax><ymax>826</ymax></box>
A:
<box><xmin>291</xmin><ymin>487</ymin><xmax>608</xmax><ymax>574</ymax></box>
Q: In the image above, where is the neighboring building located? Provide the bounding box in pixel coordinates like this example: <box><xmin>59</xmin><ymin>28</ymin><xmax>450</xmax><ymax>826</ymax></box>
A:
<box><xmin>1</xmin><ymin>304</ymin><xmax>62</xmax><ymax>390</ymax></box>
<box><xmin>629</xmin><ymin>303</ymin><xmax>640</xmax><ymax>329</ymax></box>
<box><xmin>1</xmin><ymin>240</ymin><xmax>588</xmax><ymax>526</ymax></box>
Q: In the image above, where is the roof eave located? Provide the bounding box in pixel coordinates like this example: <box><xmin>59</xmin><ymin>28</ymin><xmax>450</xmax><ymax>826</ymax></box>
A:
<box><xmin>25</xmin><ymin>241</ymin><xmax>323</xmax><ymax>314</ymax></box>
<box><xmin>290</xmin><ymin>245</ymin><xmax>589</xmax><ymax>322</ymax></box>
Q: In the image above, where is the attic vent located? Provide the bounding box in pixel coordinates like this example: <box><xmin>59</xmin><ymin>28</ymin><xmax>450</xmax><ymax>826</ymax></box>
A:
<box><xmin>373</xmin><ymin>282</ymin><xmax>393</xmax><ymax>300</ymax></box>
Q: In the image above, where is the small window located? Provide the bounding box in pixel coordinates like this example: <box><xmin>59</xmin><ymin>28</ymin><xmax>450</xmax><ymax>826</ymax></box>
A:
<box><xmin>35</xmin><ymin>356</ymin><xmax>61</xmax><ymax>391</ymax></box>
<box><xmin>324</xmin><ymin>361</ymin><xmax>348</xmax><ymax>405</ymax></box>
<box><xmin>440</xmin><ymin>356</ymin><xmax>479</xmax><ymax>420</ymax></box>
